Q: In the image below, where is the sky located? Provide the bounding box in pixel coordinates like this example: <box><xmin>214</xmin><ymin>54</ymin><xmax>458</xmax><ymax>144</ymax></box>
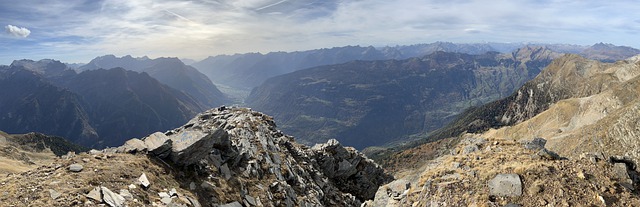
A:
<box><xmin>1</xmin><ymin>0</ymin><xmax>639</xmax><ymax>64</ymax></box>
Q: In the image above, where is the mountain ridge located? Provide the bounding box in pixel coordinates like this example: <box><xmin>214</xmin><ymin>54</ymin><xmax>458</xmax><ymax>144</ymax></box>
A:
<box><xmin>192</xmin><ymin>42</ymin><xmax>639</xmax><ymax>91</ymax></box>
<box><xmin>246</xmin><ymin>47</ymin><xmax>558</xmax><ymax>149</ymax></box>
<box><xmin>0</xmin><ymin>59</ymin><xmax>208</xmax><ymax>148</ymax></box>
<box><xmin>80</xmin><ymin>55</ymin><xmax>229</xmax><ymax>107</ymax></box>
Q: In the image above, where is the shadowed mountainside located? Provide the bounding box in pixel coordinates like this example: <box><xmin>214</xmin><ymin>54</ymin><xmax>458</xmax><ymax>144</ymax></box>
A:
<box><xmin>55</xmin><ymin>68</ymin><xmax>205</xmax><ymax>147</ymax></box>
<box><xmin>0</xmin><ymin>60</ymin><xmax>206</xmax><ymax>148</ymax></box>
<box><xmin>80</xmin><ymin>55</ymin><xmax>229</xmax><ymax>107</ymax></box>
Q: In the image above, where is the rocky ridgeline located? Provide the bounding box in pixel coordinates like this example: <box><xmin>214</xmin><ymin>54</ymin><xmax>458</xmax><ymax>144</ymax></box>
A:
<box><xmin>0</xmin><ymin>107</ymin><xmax>391</xmax><ymax>206</ymax></box>
<box><xmin>110</xmin><ymin>106</ymin><xmax>392</xmax><ymax>206</ymax></box>
<box><xmin>368</xmin><ymin>135</ymin><xmax>640</xmax><ymax>206</ymax></box>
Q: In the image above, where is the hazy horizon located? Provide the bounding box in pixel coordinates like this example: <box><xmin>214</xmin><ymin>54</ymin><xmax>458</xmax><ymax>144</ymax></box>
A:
<box><xmin>2</xmin><ymin>0</ymin><xmax>640</xmax><ymax>64</ymax></box>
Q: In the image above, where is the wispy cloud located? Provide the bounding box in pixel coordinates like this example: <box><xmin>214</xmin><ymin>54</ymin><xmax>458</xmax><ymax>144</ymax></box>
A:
<box><xmin>5</xmin><ymin>25</ymin><xmax>31</xmax><ymax>38</ymax></box>
<box><xmin>1</xmin><ymin>0</ymin><xmax>639</xmax><ymax>64</ymax></box>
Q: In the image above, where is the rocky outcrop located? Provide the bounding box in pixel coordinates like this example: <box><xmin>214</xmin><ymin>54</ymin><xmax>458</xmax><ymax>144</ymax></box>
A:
<box><xmin>114</xmin><ymin>107</ymin><xmax>392</xmax><ymax>206</ymax></box>
<box><xmin>368</xmin><ymin>135</ymin><xmax>640</xmax><ymax>206</ymax></box>
<box><xmin>310</xmin><ymin>139</ymin><xmax>394</xmax><ymax>200</ymax></box>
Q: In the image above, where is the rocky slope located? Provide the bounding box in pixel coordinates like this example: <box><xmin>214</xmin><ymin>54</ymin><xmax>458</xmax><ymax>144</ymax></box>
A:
<box><xmin>369</xmin><ymin>54</ymin><xmax>640</xmax><ymax>206</ymax></box>
<box><xmin>0</xmin><ymin>130</ymin><xmax>85</xmax><ymax>174</ymax></box>
<box><xmin>246</xmin><ymin>47</ymin><xmax>558</xmax><ymax>149</ymax></box>
<box><xmin>80</xmin><ymin>55</ymin><xmax>229</xmax><ymax>107</ymax></box>
<box><xmin>477</xmin><ymin>55</ymin><xmax>640</xmax><ymax>164</ymax></box>
<box><xmin>368</xmin><ymin>135</ymin><xmax>640</xmax><ymax>206</ymax></box>
<box><xmin>0</xmin><ymin>107</ymin><xmax>392</xmax><ymax>206</ymax></box>
<box><xmin>428</xmin><ymin>53</ymin><xmax>622</xmax><ymax>140</ymax></box>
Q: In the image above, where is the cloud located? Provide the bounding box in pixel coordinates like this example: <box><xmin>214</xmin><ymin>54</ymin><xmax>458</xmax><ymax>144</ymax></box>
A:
<box><xmin>5</xmin><ymin>25</ymin><xmax>31</xmax><ymax>38</ymax></box>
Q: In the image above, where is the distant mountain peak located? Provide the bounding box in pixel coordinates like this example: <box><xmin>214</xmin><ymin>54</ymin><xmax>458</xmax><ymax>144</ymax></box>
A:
<box><xmin>78</xmin><ymin>54</ymin><xmax>229</xmax><ymax>108</ymax></box>
<box><xmin>10</xmin><ymin>58</ymin><xmax>70</xmax><ymax>77</ymax></box>
<box><xmin>581</xmin><ymin>43</ymin><xmax>640</xmax><ymax>62</ymax></box>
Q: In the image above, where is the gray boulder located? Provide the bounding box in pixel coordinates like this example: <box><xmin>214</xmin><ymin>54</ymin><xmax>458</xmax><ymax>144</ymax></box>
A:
<box><xmin>581</xmin><ymin>152</ymin><xmax>605</xmax><ymax>163</ymax></box>
<box><xmin>462</xmin><ymin>144</ymin><xmax>479</xmax><ymax>154</ymax></box>
<box><xmin>49</xmin><ymin>189</ymin><xmax>61</xmax><ymax>199</ymax></box>
<box><xmin>144</xmin><ymin>132</ymin><xmax>173</xmax><ymax>158</ymax></box>
<box><xmin>119</xmin><ymin>189</ymin><xmax>133</xmax><ymax>200</ymax></box>
<box><xmin>120</xmin><ymin>138</ymin><xmax>146</xmax><ymax>153</ymax></box>
<box><xmin>537</xmin><ymin>148</ymin><xmax>560</xmax><ymax>160</ymax></box>
<box><xmin>86</xmin><ymin>187</ymin><xmax>102</xmax><ymax>201</ymax></box>
<box><xmin>169</xmin><ymin>129</ymin><xmax>229</xmax><ymax>166</ymax></box>
<box><xmin>101</xmin><ymin>186</ymin><xmax>125</xmax><ymax>207</ymax></box>
<box><xmin>523</xmin><ymin>137</ymin><xmax>547</xmax><ymax>150</ymax></box>
<box><xmin>69</xmin><ymin>164</ymin><xmax>83</xmax><ymax>172</ymax></box>
<box><xmin>488</xmin><ymin>174</ymin><xmax>522</xmax><ymax>197</ymax></box>
<box><xmin>612</xmin><ymin>163</ymin><xmax>634</xmax><ymax>190</ymax></box>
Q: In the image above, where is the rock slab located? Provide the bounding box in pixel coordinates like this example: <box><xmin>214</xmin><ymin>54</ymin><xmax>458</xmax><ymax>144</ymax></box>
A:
<box><xmin>86</xmin><ymin>187</ymin><xmax>102</xmax><ymax>201</ymax></box>
<box><xmin>139</xmin><ymin>173</ymin><xmax>150</xmax><ymax>188</ymax></box>
<box><xmin>68</xmin><ymin>164</ymin><xmax>83</xmax><ymax>172</ymax></box>
<box><xmin>488</xmin><ymin>174</ymin><xmax>522</xmax><ymax>197</ymax></box>
<box><xmin>101</xmin><ymin>186</ymin><xmax>125</xmax><ymax>207</ymax></box>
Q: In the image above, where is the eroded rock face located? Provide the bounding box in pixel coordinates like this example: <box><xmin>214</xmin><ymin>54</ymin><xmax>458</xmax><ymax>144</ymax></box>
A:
<box><xmin>310</xmin><ymin>139</ymin><xmax>394</xmax><ymax>200</ymax></box>
<box><xmin>116</xmin><ymin>107</ymin><xmax>392</xmax><ymax>206</ymax></box>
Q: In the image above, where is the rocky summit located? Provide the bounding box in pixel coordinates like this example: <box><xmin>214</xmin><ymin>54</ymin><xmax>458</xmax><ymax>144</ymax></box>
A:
<box><xmin>0</xmin><ymin>107</ymin><xmax>392</xmax><ymax>206</ymax></box>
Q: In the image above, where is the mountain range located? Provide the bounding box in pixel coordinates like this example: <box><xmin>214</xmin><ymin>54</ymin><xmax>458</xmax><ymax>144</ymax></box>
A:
<box><xmin>191</xmin><ymin>42</ymin><xmax>640</xmax><ymax>92</ymax></box>
<box><xmin>246</xmin><ymin>47</ymin><xmax>559</xmax><ymax>149</ymax></box>
<box><xmin>80</xmin><ymin>55</ymin><xmax>229</xmax><ymax>107</ymax></box>
<box><xmin>0</xmin><ymin>60</ymin><xmax>206</xmax><ymax>148</ymax></box>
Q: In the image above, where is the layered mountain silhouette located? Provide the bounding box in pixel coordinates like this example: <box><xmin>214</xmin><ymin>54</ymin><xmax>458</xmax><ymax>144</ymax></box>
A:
<box><xmin>0</xmin><ymin>59</ymin><xmax>205</xmax><ymax>148</ymax></box>
<box><xmin>192</xmin><ymin>42</ymin><xmax>639</xmax><ymax>91</ymax></box>
<box><xmin>80</xmin><ymin>55</ymin><xmax>228</xmax><ymax>107</ymax></box>
<box><xmin>191</xmin><ymin>43</ymin><xmax>510</xmax><ymax>89</ymax></box>
<box><xmin>246</xmin><ymin>47</ymin><xmax>559</xmax><ymax>149</ymax></box>
<box><xmin>0</xmin><ymin>64</ymin><xmax>97</xmax><ymax>144</ymax></box>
